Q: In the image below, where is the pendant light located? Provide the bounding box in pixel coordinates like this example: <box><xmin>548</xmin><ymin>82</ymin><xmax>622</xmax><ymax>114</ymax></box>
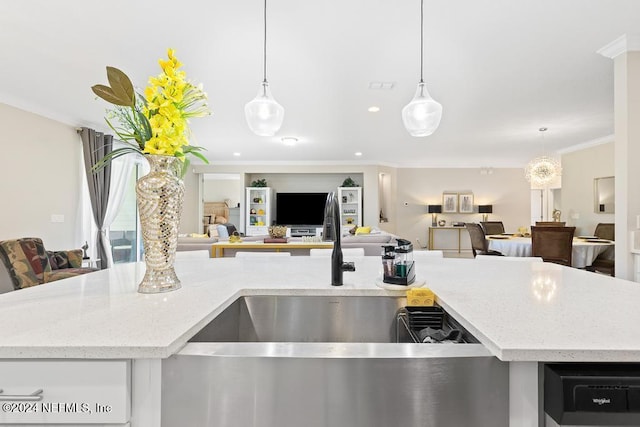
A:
<box><xmin>402</xmin><ymin>0</ymin><xmax>443</xmax><ymax>137</ymax></box>
<box><xmin>245</xmin><ymin>0</ymin><xmax>284</xmax><ymax>136</ymax></box>
<box><xmin>524</xmin><ymin>127</ymin><xmax>562</xmax><ymax>186</ymax></box>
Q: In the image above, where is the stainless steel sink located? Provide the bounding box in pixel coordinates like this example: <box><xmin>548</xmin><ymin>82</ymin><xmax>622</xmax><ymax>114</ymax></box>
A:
<box><xmin>190</xmin><ymin>295</ymin><xmax>407</xmax><ymax>343</ymax></box>
<box><xmin>162</xmin><ymin>295</ymin><xmax>508</xmax><ymax>427</ymax></box>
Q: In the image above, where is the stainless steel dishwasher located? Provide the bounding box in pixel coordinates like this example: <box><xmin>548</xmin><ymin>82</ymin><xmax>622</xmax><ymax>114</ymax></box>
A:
<box><xmin>162</xmin><ymin>295</ymin><xmax>508</xmax><ymax>427</ymax></box>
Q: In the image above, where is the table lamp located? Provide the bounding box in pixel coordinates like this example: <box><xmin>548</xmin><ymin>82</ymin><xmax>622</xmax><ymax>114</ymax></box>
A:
<box><xmin>479</xmin><ymin>205</ymin><xmax>493</xmax><ymax>222</ymax></box>
<box><xmin>428</xmin><ymin>205</ymin><xmax>442</xmax><ymax>227</ymax></box>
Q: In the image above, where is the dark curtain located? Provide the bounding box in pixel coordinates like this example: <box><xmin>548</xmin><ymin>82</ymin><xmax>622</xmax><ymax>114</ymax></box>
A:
<box><xmin>80</xmin><ymin>127</ymin><xmax>113</xmax><ymax>269</ymax></box>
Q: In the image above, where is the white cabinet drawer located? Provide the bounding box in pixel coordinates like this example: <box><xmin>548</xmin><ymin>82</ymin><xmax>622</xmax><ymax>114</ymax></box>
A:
<box><xmin>0</xmin><ymin>360</ymin><xmax>130</xmax><ymax>424</ymax></box>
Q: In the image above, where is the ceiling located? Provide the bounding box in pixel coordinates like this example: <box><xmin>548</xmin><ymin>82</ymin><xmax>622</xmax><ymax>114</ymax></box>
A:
<box><xmin>1</xmin><ymin>0</ymin><xmax>638</xmax><ymax>167</ymax></box>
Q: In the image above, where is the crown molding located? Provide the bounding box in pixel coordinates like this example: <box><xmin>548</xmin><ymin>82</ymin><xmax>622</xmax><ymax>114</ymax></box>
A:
<box><xmin>597</xmin><ymin>34</ymin><xmax>640</xmax><ymax>59</ymax></box>
<box><xmin>556</xmin><ymin>134</ymin><xmax>614</xmax><ymax>155</ymax></box>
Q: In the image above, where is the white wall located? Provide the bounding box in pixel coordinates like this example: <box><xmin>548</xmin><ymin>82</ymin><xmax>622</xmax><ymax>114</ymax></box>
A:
<box><xmin>0</xmin><ymin>103</ymin><xmax>82</xmax><ymax>249</ymax></box>
<box><xmin>246</xmin><ymin>173</ymin><xmax>362</xmax><ymax>194</ymax></box>
<box><xmin>560</xmin><ymin>142</ymin><xmax>614</xmax><ymax>236</ymax></box>
<box><xmin>180</xmin><ymin>167</ymin><xmax>201</xmax><ymax>234</ymax></box>
<box><xmin>394</xmin><ymin>168</ymin><xmax>532</xmax><ymax>248</ymax></box>
<box><xmin>203</xmin><ymin>175</ymin><xmax>242</xmax><ymax>206</ymax></box>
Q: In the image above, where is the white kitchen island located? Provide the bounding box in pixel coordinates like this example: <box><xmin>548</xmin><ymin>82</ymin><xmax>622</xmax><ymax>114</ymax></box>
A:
<box><xmin>0</xmin><ymin>256</ymin><xmax>637</xmax><ymax>426</ymax></box>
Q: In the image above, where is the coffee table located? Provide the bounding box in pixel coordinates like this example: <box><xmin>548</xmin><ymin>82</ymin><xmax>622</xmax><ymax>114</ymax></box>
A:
<box><xmin>211</xmin><ymin>241</ymin><xmax>333</xmax><ymax>258</ymax></box>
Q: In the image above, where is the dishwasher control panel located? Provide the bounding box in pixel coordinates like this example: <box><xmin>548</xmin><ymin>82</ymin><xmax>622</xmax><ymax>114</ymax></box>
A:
<box><xmin>545</xmin><ymin>363</ymin><xmax>640</xmax><ymax>425</ymax></box>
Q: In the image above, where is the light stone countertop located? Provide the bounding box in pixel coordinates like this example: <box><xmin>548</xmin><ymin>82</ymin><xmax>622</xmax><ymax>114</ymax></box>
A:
<box><xmin>0</xmin><ymin>256</ymin><xmax>637</xmax><ymax>361</ymax></box>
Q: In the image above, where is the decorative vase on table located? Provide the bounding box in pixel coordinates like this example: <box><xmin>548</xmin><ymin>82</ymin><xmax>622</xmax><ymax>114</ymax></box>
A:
<box><xmin>136</xmin><ymin>155</ymin><xmax>185</xmax><ymax>293</ymax></box>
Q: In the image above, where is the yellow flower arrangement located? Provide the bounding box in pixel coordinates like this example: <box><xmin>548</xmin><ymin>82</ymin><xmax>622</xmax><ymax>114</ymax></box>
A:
<box><xmin>92</xmin><ymin>48</ymin><xmax>210</xmax><ymax>172</ymax></box>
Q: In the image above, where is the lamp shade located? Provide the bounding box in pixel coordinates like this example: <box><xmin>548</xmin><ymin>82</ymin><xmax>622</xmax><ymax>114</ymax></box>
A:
<box><xmin>245</xmin><ymin>81</ymin><xmax>285</xmax><ymax>136</ymax></box>
<box><xmin>428</xmin><ymin>204</ymin><xmax>442</xmax><ymax>214</ymax></box>
<box><xmin>402</xmin><ymin>83</ymin><xmax>443</xmax><ymax>137</ymax></box>
<box><xmin>478</xmin><ymin>205</ymin><xmax>493</xmax><ymax>214</ymax></box>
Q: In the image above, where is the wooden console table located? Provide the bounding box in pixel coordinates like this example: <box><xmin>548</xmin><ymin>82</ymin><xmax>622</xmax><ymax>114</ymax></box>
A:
<box><xmin>428</xmin><ymin>226</ymin><xmax>470</xmax><ymax>253</ymax></box>
<box><xmin>211</xmin><ymin>241</ymin><xmax>333</xmax><ymax>258</ymax></box>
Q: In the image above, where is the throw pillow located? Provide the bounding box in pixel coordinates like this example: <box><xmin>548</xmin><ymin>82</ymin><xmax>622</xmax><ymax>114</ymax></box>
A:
<box><xmin>67</xmin><ymin>250</ymin><xmax>83</xmax><ymax>268</ymax></box>
<box><xmin>214</xmin><ymin>216</ymin><xmax>228</xmax><ymax>224</ymax></box>
<box><xmin>355</xmin><ymin>226</ymin><xmax>371</xmax><ymax>235</ymax></box>
<box><xmin>47</xmin><ymin>250</ymin><xmax>59</xmax><ymax>270</ymax></box>
<box><xmin>217</xmin><ymin>224</ymin><xmax>230</xmax><ymax>239</ymax></box>
<box><xmin>50</xmin><ymin>250</ymin><xmax>83</xmax><ymax>269</ymax></box>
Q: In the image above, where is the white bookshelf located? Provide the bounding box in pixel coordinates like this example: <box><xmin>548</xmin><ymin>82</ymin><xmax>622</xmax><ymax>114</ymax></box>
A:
<box><xmin>245</xmin><ymin>187</ymin><xmax>273</xmax><ymax>236</ymax></box>
<box><xmin>338</xmin><ymin>187</ymin><xmax>362</xmax><ymax>230</ymax></box>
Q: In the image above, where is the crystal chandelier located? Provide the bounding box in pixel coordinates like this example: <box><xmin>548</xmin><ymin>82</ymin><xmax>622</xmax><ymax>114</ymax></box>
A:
<box><xmin>524</xmin><ymin>128</ymin><xmax>562</xmax><ymax>186</ymax></box>
<box><xmin>245</xmin><ymin>0</ymin><xmax>284</xmax><ymax>136</ymax></box>
<box><xmin>402</xmin><ymin>0</ymin><xmax>443</xmax><ymax>137</ymax></box>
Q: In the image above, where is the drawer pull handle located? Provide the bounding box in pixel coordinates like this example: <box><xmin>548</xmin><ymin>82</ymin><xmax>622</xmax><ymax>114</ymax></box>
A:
<box><xmin>0</xmin><ymin>389</ymin><xmax>44</xmax><ymax>401</ymax></box>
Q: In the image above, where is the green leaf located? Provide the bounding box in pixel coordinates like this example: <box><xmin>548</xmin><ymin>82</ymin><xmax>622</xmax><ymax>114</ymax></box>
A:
<box><xmin>91</xmin><ymin>146</ymin><xmax>142</xmax><ymax>172</ymax></box>
<box><xmin>182</xmin><ymin>145</ymin><xmax>209</xmax><ymax>163</ymax></box>
<box><xmin>92</xmin><ymin>84</ymin><xmax>131</xmax><ymax>106</ymax></box>
<box><xmin>135</xmin><ymin>108</ymin><xmax>152</xmax><ymax>142</ymax></box>
<box><xmin>179</xmin><ymin>158</ymin><xmax>190</xmax><ymax>178</ymax></box>
<box><xmin>106</xmin><ymin>67</ymin><xmax>135</xmax><ymax>107</ymax></box>
<box><xmin>189</xmin><ymin>150</ymin><xmax>209</xmax><ymax>164</ymax></box>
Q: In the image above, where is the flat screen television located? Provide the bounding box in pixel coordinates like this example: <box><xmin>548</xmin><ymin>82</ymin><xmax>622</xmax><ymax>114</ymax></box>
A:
<box><xmin>276</xmin><ymin>192</ymin><xmax>328</xmax><ymax>226</ymax></box>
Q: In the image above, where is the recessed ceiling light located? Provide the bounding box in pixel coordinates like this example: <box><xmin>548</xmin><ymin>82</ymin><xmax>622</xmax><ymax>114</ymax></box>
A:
<box><xmin>233</xmin><ymin>152</ymin><xmax>241</xmax><ymax>156</ymax></box>
<box><xmin>368</xmin><ymin>106</ymin><xmax>380</xmax><ymax>113</ymax></box>
<box><xmin>355</xmin><ymin>152</ymin><xmax>363</xmax><ymax>156</ymax></box>
<box><xmin>281</xmin><ymin>137</ymin><xmax>299</xmax><ymax>146</ymax></box>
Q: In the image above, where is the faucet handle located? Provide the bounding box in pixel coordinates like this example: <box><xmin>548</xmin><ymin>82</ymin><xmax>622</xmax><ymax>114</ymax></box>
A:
<box><xmin>341</xmin><ymin>262</ymin><xmax>356</xmax><ymax>272</ymax></box>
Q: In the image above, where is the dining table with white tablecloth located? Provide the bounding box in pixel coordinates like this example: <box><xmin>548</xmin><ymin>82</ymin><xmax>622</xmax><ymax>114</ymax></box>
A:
<box><xmin>486</xmin><ymin>235</ymin><xmax>614</xmax><ymax>268</ymax></box>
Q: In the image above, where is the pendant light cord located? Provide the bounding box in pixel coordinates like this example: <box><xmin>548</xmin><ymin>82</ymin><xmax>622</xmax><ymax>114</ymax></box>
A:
<box><xmin>539</xmin><ymin>127</ymin><xmax>548</xmax><ymax>155</ymax></box>
<box><xmin>420</xmin><ymin>0</ymin><xmax>424</xmax><ymax>83</ymax></box>
<box><xmin>263</xmin><ymin>0</ymin><xmax>268</xmax><ymax>83</ymax></box>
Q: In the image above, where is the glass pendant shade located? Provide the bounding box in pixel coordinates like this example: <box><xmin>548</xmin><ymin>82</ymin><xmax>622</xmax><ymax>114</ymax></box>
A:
<box><xmin>245</xmin><ymin>81</ymin><xmax>284</xmax><ymax>136</ymax></box>
<box><xmin>402</xmin><ymin>82</ymin><xmax>443</xmax><ymax>137</ymax></box>
<box><xmin>524</xmin><ymin>156</ymin><xmax>562</xmax><ymax>186</ymax></box>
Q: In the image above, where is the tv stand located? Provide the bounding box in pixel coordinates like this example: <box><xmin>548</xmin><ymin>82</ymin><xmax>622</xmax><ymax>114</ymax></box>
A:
<box><xmin>289</xmin><ymin>226</ymin><xmax>321</xmax><ymax>237</ymax></box>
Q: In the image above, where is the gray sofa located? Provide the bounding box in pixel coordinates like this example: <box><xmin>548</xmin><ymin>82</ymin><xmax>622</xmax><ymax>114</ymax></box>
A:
<box><xmin>177</xmin><ymin>236</ymin><xmax>219</xmax><ymax>252</ymax></box>
<box><xmin>340</xmin><ymin>233</ymin><xmax>400</xmax><ymax>256</ymax></box>
<box><xmin>177</xmin><ymin>232</ymin><xmax>400</xmax><ymax>257</ymax></box>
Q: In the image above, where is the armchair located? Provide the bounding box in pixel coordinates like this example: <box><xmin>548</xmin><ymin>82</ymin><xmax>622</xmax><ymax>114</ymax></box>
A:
<box><xmin>0</xmin><ymin>238</ymin><xmax>97</xmax><ymax>293</ymax></box>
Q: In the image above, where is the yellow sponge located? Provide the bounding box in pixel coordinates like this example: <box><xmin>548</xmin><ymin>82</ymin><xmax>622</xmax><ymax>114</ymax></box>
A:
<box><xmin>406</xmin><ymin>288</ymin><xmax>435</xmax><ymax>306</ymax></box>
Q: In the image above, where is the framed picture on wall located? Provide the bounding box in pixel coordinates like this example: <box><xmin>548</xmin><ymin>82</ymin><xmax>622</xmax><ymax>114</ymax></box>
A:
<box><xmin>458</xmin><ymin>192</ymin><xmax>474</xmax><ymax>214</ymax></box>
<box><xmin>442</xmin><ymin>192</ymin><xmax>458</xmax><ymax>213</ymax></box>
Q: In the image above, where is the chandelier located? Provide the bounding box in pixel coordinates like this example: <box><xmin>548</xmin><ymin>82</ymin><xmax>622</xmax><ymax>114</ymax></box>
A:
<box><xmin>524</xmin><ymin>128</ymin><xmax>562</xmax><ymax>186</ymax></box>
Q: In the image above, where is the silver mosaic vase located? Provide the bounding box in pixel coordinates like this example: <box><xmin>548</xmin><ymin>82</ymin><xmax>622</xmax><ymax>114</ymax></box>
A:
<box><xmin>136</xmin><ymin>154</ymin><xmax>184</xmax><ymax>293</ymax></box>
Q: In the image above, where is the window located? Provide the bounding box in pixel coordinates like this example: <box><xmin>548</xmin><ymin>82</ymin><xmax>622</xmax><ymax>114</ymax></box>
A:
<box><xmin>109</xmin><ymin>164</ymin><xmax>143</xmax><ymax>263</ymax></box>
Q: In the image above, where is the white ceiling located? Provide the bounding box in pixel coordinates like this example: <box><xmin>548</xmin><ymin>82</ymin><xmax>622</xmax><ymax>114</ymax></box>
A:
<box><xmin>1</xmin><ymin>0</ymin><xmax>638</xmax><ymax>167</ymax></box>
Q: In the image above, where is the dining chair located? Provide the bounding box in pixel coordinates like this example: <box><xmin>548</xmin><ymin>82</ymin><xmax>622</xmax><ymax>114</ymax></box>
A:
<box><xmin>465</xmin><ymin>223</ymin><xmax>503</xmax><ymax>257</ymax></box>
<box><xmin>586</xmin><ymin>223</ymin><xmax>615</xmax><ymax>276</ymax></box>
<box><xmin>480</xmin><ymin>221</ymin><xmax>505</xmax><ymax>235</ymax></box>
<box><xmin>530</xmin><ymin>226</ymin><xmax>576</xmax><ymax>266</ymax></box>
<box><xmin>535</xmin><ymin>221</ymin><xmax>566</xmax><ymax>227</ymax></box>
<box><xmin>594</xmin><ymin>223</ymin><xmax>615</xmax><ymax>241</ymax></box>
